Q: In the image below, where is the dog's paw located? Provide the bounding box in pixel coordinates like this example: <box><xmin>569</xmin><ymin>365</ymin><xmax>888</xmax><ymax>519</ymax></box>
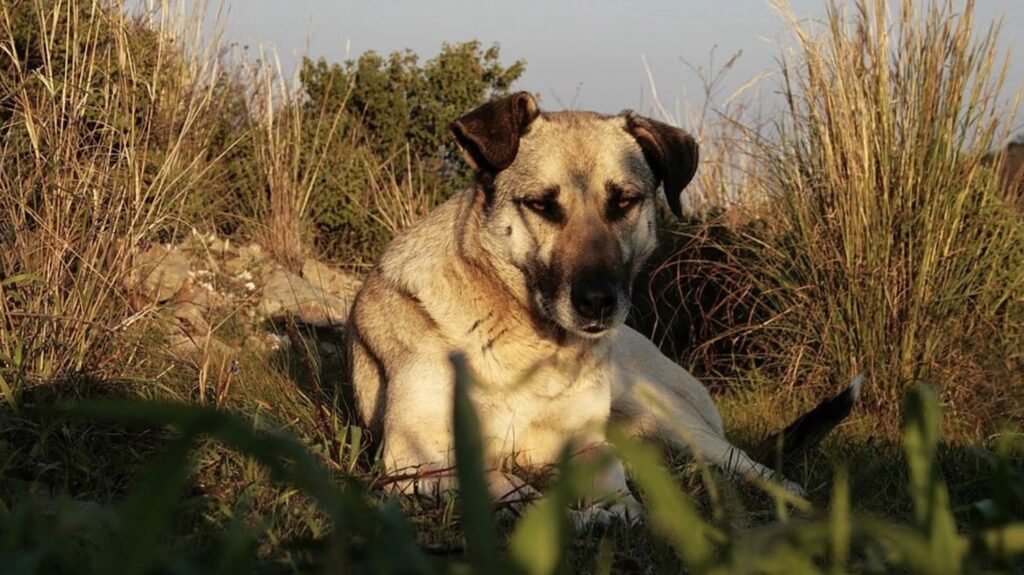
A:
<box><xmin>781</xmin><ymin>478</ymin><xmax>808</xmax><ymax>500</ymax></box>
<box><xmin>382</xmin><ymin>467</ymin><xmax>458</xmax><ymax>502</ymax></box>
<box><xmin>487</xmin><ymin>470</ymin><xmax>540</xmax><ymax>503</ymax></box>
<box><xmin>569</xmin><ymin>494</ymin><xmax>643</xmax><ymax>531</ymax></box>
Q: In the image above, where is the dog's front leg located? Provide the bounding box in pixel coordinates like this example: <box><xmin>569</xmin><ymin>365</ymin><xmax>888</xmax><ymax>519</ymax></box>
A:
<box><xmin>567</xmin><ymin>442</ymin><xmax>643</xmax><ymax>527</ymax></box>
<box><xmin>381</xmin><ymin>362</ymin><xmax>543</xmax><ymax>505</ymax></box>
<box><xmin>379</xmin><ymin>359</ymin><xmax>461</xmax><ymax>499</ymax></box>
<box><xmin>380</xmin><ymin>434</ymin><xmax>458</xmax><ymax>500</ymax></box>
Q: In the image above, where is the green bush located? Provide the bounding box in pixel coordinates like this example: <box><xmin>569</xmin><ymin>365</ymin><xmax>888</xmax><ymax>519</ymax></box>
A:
<box><xmin>298</xmin><ymin>41</ymin><xmax>526</xmax><ymax>261</ymax></box>
<box><xmin>301</xmin><ymin>41</ymin><xmax>524</xmax><ymax>176</ymax></box>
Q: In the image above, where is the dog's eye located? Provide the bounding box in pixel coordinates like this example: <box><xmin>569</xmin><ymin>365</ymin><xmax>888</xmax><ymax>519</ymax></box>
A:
<box><xmin>518</xmin><ymin>190</ymin><xmax>563</xmax><ymax>223</ymax></box>
<box><xmin>525</xmin><ymin>198</ymin><xmax>553</xmax><ymax>213</ymax></box>
<box><xmin>605</xmin><ymin>182</ymin><xmax>645</xmax><ymax>221</ymax></box>
<box><xmin>616</xmin><ymin>196</ymin><xmax>642</xmax><ymax>211</ymax></box>
<box><xmin>606</xmin><ymin>194</ymin><xmax>644</xmax><ymax>221</ymax></box>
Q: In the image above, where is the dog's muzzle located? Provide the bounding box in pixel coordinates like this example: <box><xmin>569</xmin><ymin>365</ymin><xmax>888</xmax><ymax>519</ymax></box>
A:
<box><xmin>570</xmin><ymin>275</ymin><xmax>618</xmax><ymax>332</ymax></box>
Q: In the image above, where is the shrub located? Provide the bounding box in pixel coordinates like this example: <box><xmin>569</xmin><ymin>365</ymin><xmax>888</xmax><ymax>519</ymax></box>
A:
<box><xmin>298</xmin><ymin>41</ymin><xmax>526</xmax><ymax>262</ymax></box>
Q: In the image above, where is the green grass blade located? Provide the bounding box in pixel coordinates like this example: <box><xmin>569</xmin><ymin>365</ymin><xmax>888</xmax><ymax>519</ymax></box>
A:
<box><xmin>0</xmin><ymin>373</ymin><xmax>18</xmax><ymax>411</ymax></box>
<box><xmin>902</xmin><ymin>386</ymin><xmax>962</xmax><ymax>571</ymax></box>
<box><xmin>508</xmin><ymin>491</ymin><xmax>569</xmax><ymax>575</ymax></box>
<box><xmin>903</xmin><ymin>386</ymin><xmax>943</xmax><ymax>529</ymax></box>
<box><xmin>830</xmin><ymin>466</ymin><xmax>850</xmax><ymax>574</ymax></box>
<box><xmin>95</xmin><ymin>435</ymin><xmax>196</xmax><ymax>575</ymax></box>
<box><xmin>0</xmin><ymin>273</ymin><xmax>41</xmax><ymax>288</ymax></box>
<box><xmin>976</xmin><ymin>524</ymin><xmax>1024</xmax><ymax>558</ymax></box>
<box><xmin>347</xmin><ymin>424</ymin><xmax>363</xmax><ymax>474</ymax></box>
<box><xmin>450</xmin><ymin>352</ymin><xmax>501</xmax><ymax>574</ymax></box>
<box><xmin>608</xmin><ymin>427</ymin><xmax>716</xmax><ymax>572</ymax></box>
<box><xmin>508</xmin><ymin>446</ymin><xmax>576</xmax><ymax>575</ymax></box>
<box><xmin>594</xmin><ymin>537</ymin><xmax>614</xmax><ymax>575</ymax></box>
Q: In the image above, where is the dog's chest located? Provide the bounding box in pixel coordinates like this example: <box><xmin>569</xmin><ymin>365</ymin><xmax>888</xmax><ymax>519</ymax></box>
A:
<box><xmin>464</xmin><ymin>335</ymin><xmax>614</xmax><ymax>465</ymax></box>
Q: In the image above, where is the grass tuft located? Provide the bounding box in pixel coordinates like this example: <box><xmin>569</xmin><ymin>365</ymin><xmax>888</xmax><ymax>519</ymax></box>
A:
<box><xmin>645</xmin><ymin>0</ymin><xmax>1023</xmax><ymax>440</ymax></box>
<box><xmin>0</xmin><ymin>0</ymin><xmax>228</xmax><ymax>388</ymax></box>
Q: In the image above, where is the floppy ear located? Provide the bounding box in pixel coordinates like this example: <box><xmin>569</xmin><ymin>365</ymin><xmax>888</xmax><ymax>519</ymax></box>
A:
<box><xmin>624</xmin><ymin>114</ymin><xmax>699</xmax><ymax>219</ymax></box>
<box><xmin>450</xmin><ymin>91</ymin><xmax>540</xmax><ymax>174</ymax></box>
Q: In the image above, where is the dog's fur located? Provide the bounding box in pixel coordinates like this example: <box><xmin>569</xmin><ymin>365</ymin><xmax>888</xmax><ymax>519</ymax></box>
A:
<box><xmin>348</xmin><ymin>92</ymin><xmax>860</xmax><ymax>521</ymax></box>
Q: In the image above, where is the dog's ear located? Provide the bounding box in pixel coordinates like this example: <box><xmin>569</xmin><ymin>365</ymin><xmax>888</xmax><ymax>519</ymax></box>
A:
<box><xmin>450</xmin><ymin>91</ymin><xmax>540</xmax><ymax>174</ymax></box>
<box><xmin>624</xmin><ymin>114</ymin><xmax>699</xmax><ymax>219</ymax></box>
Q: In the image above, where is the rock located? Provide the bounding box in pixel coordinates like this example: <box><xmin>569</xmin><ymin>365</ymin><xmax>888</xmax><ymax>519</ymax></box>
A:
<box><xmin>166</xmin><ymin>300</ymin><xmax>211</xmax><ymax>335</ymax></box>
<box><xmin>166</xmin><ymin>332</ymin><xmax>234</xmax><ymax>358</ymax></box>
<box><xmin>225</xmin><ymin>242</ymin><xmax>268</xmax><ymax>275</ymax></box>
<box><xmin>245</xmin><ymin>332</ymin><xmax>289</xmax><ymax>352</ymax></box>
<box><xmin>177</xmin><ymin>283</ymin><xmax>222</xmax><ymax>313</ymax></box>
<box><xmin>301</xmin><ymin>258</ymin><xmax>363</xmax><ymax>301</ymax></box>
<box><xmin>204</xmin><ymin>233</ymin><xmax>231</xmax><ymax>255</ymax></box>
<box><xmin>130</xmin><ymin>246</ymin><xmax>192</xmax><ymax>303</ymax></box>
<box><xmin>318</xmin><ymin>339</ymin><xmax>344</xmax><ymax>357</ymax></box>
<box><xmin>259</xmin><ymin>268</ymin><xmax>352</xmax><ymax>327</ymax></box>
<box><xmin>181</xmin><ymin>233</ymin><xmax>232</xmax><ymax>274</ymax></box>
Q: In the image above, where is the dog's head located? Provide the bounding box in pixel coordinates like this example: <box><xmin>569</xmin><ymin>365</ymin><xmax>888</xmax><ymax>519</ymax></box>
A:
<box><xmin>451</xmin><ymin>92</ymin><xmax>698</xmax><ymax>338</ymax></box>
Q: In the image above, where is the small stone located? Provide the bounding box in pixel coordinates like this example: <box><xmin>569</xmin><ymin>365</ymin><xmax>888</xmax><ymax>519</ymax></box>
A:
<box><xmin>301</xmin><ymin>258</ymin><xmax>362</xmax><ymax>301</ymax></box>
<box><xmin>318</xmin><ymin>340</ymin><xmax>344</xmax><ymax>357</ymax></box>
<box><xmin>166</xmin><ymin>301</ymin><xmax>211</xmax><ymax>335</ymax></box>
<box><xmin>259</xmin><ymin>268</ymin><xmax>352</xmax><ymax>327</ymax></box>
<box><xmin>166</xmin><ymin>332</ymin><xmax>234</xmax><ymax>358</ymax></box>
<box><xmin>224</xmin><ymin>242</ymin><xmax>268</xmax><ymax>275</ymax></box>
<box><xmin>129</xmin><ymin>246</ymin><xmax>192</xmax><ymax>304</ymax></box>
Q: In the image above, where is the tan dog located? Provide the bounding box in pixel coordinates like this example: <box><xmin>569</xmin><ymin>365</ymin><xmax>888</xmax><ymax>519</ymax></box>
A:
<box><xmin>347</xmin><ymin>92</ymin><xmax>861</xmax><ymax>522</ymax></box>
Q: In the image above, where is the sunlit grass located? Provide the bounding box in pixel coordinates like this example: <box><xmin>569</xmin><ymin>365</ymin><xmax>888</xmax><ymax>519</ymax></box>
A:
<box><xmin>647</xmin><ymin>0</ymin><xmax>1023</xmax><ymax>441</ymax></box>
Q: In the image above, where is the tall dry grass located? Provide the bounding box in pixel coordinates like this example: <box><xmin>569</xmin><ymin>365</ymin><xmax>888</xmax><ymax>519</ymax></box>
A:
<box><xmin>657</xmin><ymin>0</ymin><xmax>1023</xmax><ymax>438</ymax></box>
<box><xmin>0</xmin><ymin>0</ymin><xmax>446</xmax><ymax>405</ymax></box>
<box><xmin>0</xmin><ymin>0</ymin><xmax>226</xmax><ymax>395</ymax></box>
<box><xmin>643</xmin><ymin>48</ymin><xmax>775</xmax><ymax>219</ymax></box>
<box><xmin>246</xmin><ymin>53</ymin><xmax>349</xmax><ymax>269</ymax></box>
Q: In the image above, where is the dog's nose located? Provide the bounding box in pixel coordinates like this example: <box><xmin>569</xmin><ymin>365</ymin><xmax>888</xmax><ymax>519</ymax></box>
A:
<box><xmin>570</xmin><ymin>276</ymin><xmax>618</xmax><ymax>321</ymax></box>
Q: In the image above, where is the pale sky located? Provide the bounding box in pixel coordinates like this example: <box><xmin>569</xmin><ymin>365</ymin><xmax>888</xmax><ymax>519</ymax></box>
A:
<box><xmin>200</xmin><ymin>1</ymin><xmax>1022</xmax><ymax>131</ymax></box>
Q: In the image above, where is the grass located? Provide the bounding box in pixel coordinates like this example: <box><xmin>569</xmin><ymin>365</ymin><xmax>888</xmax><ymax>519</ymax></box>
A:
<box><xmin>640</xmin><ymin>0</ymin><xmax>1023</xmax><ymax>441</ymax></box>
<box><xmin>245</xmin><ymin>53</ymin><xmax>350</xmax><ymax>270</ymax></box>
<box><xmin>2</xmin><ymin>363</ymin><xmax>1022</xmax><ymax>573</ymax></box>
<box><xmin>0</xmin><ymin>0</ymin><xmax>1022</xmax><ymax>573</ymax></box>
<box><xmin>0</xmin><ymin>0</ymin><xmax>225</xmax><ymax>388</ymax></box>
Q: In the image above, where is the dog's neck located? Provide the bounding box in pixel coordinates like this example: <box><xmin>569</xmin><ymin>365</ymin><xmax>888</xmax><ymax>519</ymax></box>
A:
<box><xmin>453</xmin><ymin>189</ymin><xmax>527</xmax><ymax>305</ymax></box>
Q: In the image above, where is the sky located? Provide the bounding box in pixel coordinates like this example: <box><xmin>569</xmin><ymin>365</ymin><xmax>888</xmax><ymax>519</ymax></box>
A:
<box><xmin>197</xmin><ymin>0</ymin><xmax>1022</xmax><ymax>132</ymax></box>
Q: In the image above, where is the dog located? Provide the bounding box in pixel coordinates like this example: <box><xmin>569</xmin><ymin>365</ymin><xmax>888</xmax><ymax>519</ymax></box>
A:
<box><xmin>347</xmin><ymin>92</ymin><xmax>861</xmax><ymax>522</ymax></box>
